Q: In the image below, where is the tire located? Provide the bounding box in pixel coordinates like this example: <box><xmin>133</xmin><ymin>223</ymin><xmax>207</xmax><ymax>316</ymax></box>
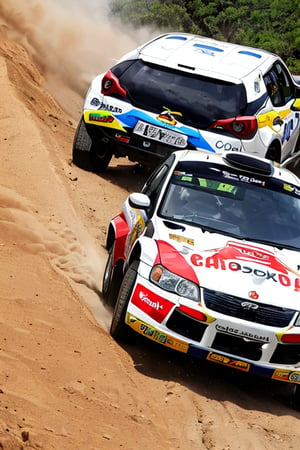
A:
<box><xmin>293</xmin><ymin>384</ymin><xmax>300</xmax><ymax>410</ymax></box>
<box><xmin>110</xmin><ymin>261</ymin><xmax>138</xmax><ymax>343</ymax></box>
<box><xmin>90</xmin><ymin>142</ymin><xmax>113</xmax><ymax>173</ymax></box>
<box><xmin>72</xmin><ymin>117</ymin><xmax>93</xmax><ymax>171</ymax></box>
<box><xmin>102</xmin><ymin>247</ymin><xmax>123</xmax><ymax>307</ymax></box>
<box><xmin>72</xmin><ymin>117</ymin><xmax>113</xmax><ymax>173</ymax></box>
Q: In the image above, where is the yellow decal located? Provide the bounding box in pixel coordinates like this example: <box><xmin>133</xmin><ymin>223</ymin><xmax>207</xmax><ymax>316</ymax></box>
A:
<box><xmin>129</xmin><ymin>213</ymin><xmax>145</xmax><ymax>247</ymax></box>
<box><xmin>84</xmin><ymin>110</ymin><xmax>126</xmax><ymax>131</ymax></box>
<box><xmin>257</xmin><ymin>109</ymin><xmax>290</xmax><ymax>132</ymax></box>
<box><xmin>126</xmin><ymin>314</ymin><xmax>189</xmax><ymax>353</ymax></box>
<box><xmin>207</xmin><ymin>352</ymin><xmax>250</xmax><ymax>371</ymax></box>
<box><xmin>283</xmin><ymin>183</ymin><xmax>294</xmax><ymax>193</ymax></box>
<box><xmin>169</xmin><ymin>234</ymin><xmax>194</xmax><ymax>246</ymax></box>
<box><xmin>272</xmin><ymin>369</ymin><xmax>300</xmax><ymax>384</ymax></box>
<box><xmin>292</xmin><ymin>98</ymin><xmax>300</xmax><ymax>110</ymax></box>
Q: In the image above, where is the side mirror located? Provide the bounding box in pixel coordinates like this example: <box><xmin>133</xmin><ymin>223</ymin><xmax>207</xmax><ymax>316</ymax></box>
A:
<box><xmin>128</xmin><ymin>193</ymin><xmax>151</xmax><ymax>209</ymax></box>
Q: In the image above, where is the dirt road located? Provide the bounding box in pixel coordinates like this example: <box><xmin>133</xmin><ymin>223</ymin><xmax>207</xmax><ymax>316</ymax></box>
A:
<box><xmin>1</xmin><ymin>5</ymin><xmax>300</xmax><ymax>449</ymax></box>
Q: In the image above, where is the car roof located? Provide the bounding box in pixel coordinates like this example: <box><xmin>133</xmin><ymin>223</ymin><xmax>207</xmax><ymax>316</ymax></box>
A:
<box><xmin>174</xmin><ymin>149</ymin><xmax>300</xmax><ymax>185</ymax></box>
<box><xmin>137</xmin><ymin>33</ymin><xmax>278</xmax><ymax>83</ymax></box>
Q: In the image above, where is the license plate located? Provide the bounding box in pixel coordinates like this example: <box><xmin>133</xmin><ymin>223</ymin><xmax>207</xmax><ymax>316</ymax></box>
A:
<box><xmin>133</xmin><ymin>120</ymin><xmax>188</xmax><ymax>148</ymax></box>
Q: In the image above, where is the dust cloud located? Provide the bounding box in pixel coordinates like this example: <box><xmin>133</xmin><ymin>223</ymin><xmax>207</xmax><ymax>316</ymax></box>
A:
<box><xmin>0</xmin><ymin>0</ymin><xmax>158</xmax><ymax>97</ymax></box>
<box><xmin>0</xmin><ymin>185</ymin><xmax>112</xmax><ymax>330</ymax></box>
<box><xmin>0</xmin><ymin>0</ymin><xmax>157</xmax><ymax>330</ymax></box>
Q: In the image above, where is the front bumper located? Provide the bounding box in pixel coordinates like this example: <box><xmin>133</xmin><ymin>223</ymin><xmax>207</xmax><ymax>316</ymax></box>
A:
<box><xmin>126</xmin><ymin>276</ymin><xmax>300</xmax><ymax>385</ymax></box>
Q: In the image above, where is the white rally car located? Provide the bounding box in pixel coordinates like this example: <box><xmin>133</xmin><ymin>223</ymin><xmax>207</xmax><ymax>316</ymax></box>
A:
<box><xmin>103</xmin><ymin>149</ymin><xmax>300</xmax><ymax>404</ymax></box>
<box><xmin>73</xmin><ymin>32</ymin><xmax>300</xmax><ymax>173</ymax></box>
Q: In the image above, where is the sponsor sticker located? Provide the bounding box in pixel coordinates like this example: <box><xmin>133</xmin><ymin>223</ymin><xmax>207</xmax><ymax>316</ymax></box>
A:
<box><xmin>215</xmin><ymin>323</ymin><xmax>270</xmax><ymax>343</ymax></box>
<box><xmin>190</xmin><ymin>241</ymin><xmax>300</xmax><ymax>291</ymax></box>
<box><xmin>272</xmin><ymin>369</ymin><xmax>300</xmax><ymax>384</ymax></box>
<box><xmin>126</xmin><ymin>314</ymin><xmax>189</xmax><ymax>353</ymax></box>
<box><xmin>84</xmin><ymin>110</ymin><xmax>126</xmax><ymax>131</ymax></box>
<box><xmin>131</xmin><ymin>284</ymin><xmax>173</xmax><ymax>323</ymax></box>
<box><xmin>207</xmin><ymin>352</ymin><xmax>250</xmax><ymax>371</ymax></box>
<box><xmin>169</xmin><ymin>233</ymin><xmax>194</xmax><ymax>246</ymax></box>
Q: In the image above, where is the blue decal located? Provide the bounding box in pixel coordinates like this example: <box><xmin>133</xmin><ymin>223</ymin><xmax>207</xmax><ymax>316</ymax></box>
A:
<box><xmin>193</xmin><ymin>43</ymin><xmax>223</xmax><ymax>53</ymax></box>
<box><xmin>282</xmin><ymin>114</ymin><xmax>300</xmax><ymax>145</ymax></box>
<box><xmin>166</xmin><ymin>36</ymin><xmax>187</xmax><ymax>41</ymax></box>
<box><xmin>238</xmin><ymin>50</ymin><xmax>262</xmax><ymax>59</ymax></box>
<box><xmin>116</xmin><ymin>109</ymin><xmax>215</xmax><ymax>153</ymax></box>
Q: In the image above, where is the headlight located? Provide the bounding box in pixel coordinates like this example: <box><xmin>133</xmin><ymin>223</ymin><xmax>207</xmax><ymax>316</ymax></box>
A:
<box><xmin>150</xmin><ymin>264</ymin><xmax>200</xmax><ymax>302</ymax></box>
<box><xmin>294</xmin><ymin>313</ymin><xmax>300</xmax><ymax>326</ymax></box>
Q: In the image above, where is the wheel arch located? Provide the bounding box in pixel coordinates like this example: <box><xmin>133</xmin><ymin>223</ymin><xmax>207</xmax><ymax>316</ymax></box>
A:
<box><xmin>127</xmin><ymin>241</ymin><xmax>142</xmax><ymax>268</ymax></box>
<box><xmin>105</xmin><ymin>222</ymin><xmax>116</xmax><ymax>251</ymax></box>
<box><xmin>265</xmin><ymin>138</ymin><xmax>281</xmax><ymax>163</ymax></box>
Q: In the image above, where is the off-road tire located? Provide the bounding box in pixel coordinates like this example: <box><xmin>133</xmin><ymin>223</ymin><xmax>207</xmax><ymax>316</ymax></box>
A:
<box><xmin>110</xmin><ymin>261</ymin><xmax>138</xmax><ymax>343</ymax></box>
<box><xmin>90</xmin><ymin>143</ymin><xmax>113</xmax><ymax>173</ymax></box>
<box><xmin>102</xmin><ymin>247</ymin><xmax>123</xmax><ymax>307</ymax></box>
<box><xmin>72</xmin><ymin>117</ymin><xmax>93</xmax><ymax>171</ymax></box>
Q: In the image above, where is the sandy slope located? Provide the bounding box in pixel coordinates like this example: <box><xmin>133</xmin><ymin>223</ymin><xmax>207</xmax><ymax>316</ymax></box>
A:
<box><xmin>1</xmin><ymin>18</ymin><xmax>300</xmax><ymax>450</ymax></box>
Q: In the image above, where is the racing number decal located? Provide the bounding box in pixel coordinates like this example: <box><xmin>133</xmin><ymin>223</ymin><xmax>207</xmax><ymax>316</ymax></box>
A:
<box><xmin>283</xmin><ymin>113</ymin><xmax>300</xmax><ymax>144</ymax></box>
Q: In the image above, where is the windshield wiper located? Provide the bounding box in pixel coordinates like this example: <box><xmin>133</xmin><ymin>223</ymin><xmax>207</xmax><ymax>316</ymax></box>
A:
<box><xmin>163</xmin><ymin>220</ymin><xmax>186</xmax><ymax>231</ymax></box>
<box><xmin>241</xmin><ymin>236</ymin><xmax>286</xmax><ymax>250</ymax></box>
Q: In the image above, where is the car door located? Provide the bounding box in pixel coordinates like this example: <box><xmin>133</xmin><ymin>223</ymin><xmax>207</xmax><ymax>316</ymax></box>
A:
<box><xmin>263</xmin><ymin>62</ymin><xmax>300</xmax><ymax>161</ymax></box>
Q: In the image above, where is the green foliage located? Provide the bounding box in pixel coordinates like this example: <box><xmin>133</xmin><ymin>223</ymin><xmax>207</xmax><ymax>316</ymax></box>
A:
<box><xmin>109</xmin><ymin>0</ymin><xmax>300</xmax><ymax>73</ymax></box>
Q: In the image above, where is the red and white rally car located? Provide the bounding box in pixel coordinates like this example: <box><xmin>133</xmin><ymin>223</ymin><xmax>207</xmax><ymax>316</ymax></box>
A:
<box><xmin>102</xmin><ymin>149</ymin><xmax>300</xmax><ymax>404</ymax></box>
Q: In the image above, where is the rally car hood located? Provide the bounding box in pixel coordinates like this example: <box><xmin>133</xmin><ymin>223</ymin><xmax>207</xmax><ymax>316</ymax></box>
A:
<box><xmin>150</xmin><ymin>216</ymin><xmax>300</xmax><ymax>310</ymax></box>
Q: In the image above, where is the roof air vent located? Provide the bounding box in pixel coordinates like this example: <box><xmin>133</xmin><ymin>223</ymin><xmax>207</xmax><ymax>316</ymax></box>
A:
<box><xmin>224</xmin><ymin>152</ymin><xmax>274</xmax><ymax>176</ymax></box>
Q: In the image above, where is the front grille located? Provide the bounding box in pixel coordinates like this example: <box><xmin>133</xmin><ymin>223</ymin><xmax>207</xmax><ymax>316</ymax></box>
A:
<box><xmin>166</xmin><ymin>308</ymin><xmax>207</xmax><ymax>342</ymax></box>
<box><xmin>203</xmin><ymin>288</ymin><xmax>296</xmax><ymax>328</ymax></box>
<box><xmin>212</xmin><ymin>332</ymin><xmax>263</xmax><ymax>360</ymax></box>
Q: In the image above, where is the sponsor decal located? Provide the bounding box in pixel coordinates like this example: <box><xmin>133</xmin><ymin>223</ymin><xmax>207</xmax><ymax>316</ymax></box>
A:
<box><xmin>131</xmin><ymin>284</ymin><xmax>174</xmax><ymax>323</ymax></box>
<box><xmin>272</xmin><ymin>369</ymin><xmax>300</xmax><ymax>384</ymax></box>
<box><xmin>215</xmin><ymin>323</ymin><xmax>270</xmax><ymax>342</ymax></box>
<box><xmin>84</xmin><ymin>110</ymin><xmax>126</xmax><ymax>131</ymax></box>
<box><xmin>207</xmin><ymin>352</ymin><xmax>250</xmax><ymax>371</ymax></box>
<box><xmin>98</xmin><ymin>101</ymin><xmax>122</xmax><ymax>114</ymax></box>
<box><xmin>126</xmin><ymin>314</ymin><xmax>188</xmax><ymax>353</ymax></box>
<box><xmin>129</xmin><ymin>212</ymin><xmax>145</xmax><ymax>247</ymax></box>
<box><xmin>283</xmin><ymin>183</ymin><xmax>300</xmax><ymax>197</ymax></box>
<box><xmin>190</xmin><ymin>241</ymin><xmax>300</xmax><ymax>291</ymax></box>
<box><xmin>216</xmin><ymin>141</ymin><xmax>240</xmax><ymax>152</ymax></box>
<box><xmin>222</xmin><ymin>171</ymin><xmax>265</xmax><ymax>186</ymax></box>
<box><xmin>169</xmin><ymin>233</ymin><xmax>194</xmax><ymax>246</ymax></box>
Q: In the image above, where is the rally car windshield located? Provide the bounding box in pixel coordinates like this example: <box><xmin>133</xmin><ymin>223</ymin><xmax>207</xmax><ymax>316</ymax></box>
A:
<box><xmin>159</xmin><ymin>161</ymin><xmax>300</xmax><ymax>250</ymax></box>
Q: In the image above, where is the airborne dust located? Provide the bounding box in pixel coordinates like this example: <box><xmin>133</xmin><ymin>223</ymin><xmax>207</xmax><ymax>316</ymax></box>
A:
<box><xmin>0</xmin><ymin>0</ymin><xmax>158</xmax><ymax>105</ymax></box>
<box><xmin>0</xmin><ymin>0</ymin><xmax>158</xmax><ymax>329</ymax></box>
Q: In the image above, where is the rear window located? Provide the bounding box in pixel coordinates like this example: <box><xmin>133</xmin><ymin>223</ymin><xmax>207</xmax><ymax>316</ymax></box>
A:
<box><xmin>112</xmin><ymin>60</ymin><xmax>247</xmax><ymax>129</ymax></box>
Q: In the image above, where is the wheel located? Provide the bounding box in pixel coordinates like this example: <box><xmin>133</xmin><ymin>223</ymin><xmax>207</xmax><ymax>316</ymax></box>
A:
<box><xmin>72</xmin><ymin>117</ymin><xmax>113</xmax><ymax>172</ymax></box>
<box><xmin>90</xmin><ymin>141</ymin><xmax>113</xmax><ymax>173</ymax></box>
<box><xmin>72</xmin><ymin>117</ymin><xmax>93</xmax><ymax>171</ymax></box>
<box><xmin>102</xmin><ymin>247</ymin><xmax>123</xmax><ymax>307</ymax></box>
<box><xmin>293</xmin><ymin>384</ymin><xmax>300</xmax><ymax>410</ymax></box>
<box><xmin>110</xmin><ymin>260</ymin><xmax>138</xmax><ymax>343</ymax></box>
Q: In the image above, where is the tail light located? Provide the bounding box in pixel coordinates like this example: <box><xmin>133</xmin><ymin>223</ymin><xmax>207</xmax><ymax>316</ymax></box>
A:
<box><xmin>101</xmin><ymin>70</ymin><xmax>127</xmax><ymax>98</ymax></box>
<box><xmin>209</xmin><ymin>116</ymin><xmax>258</xmax><ymax>139</ymax></box>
